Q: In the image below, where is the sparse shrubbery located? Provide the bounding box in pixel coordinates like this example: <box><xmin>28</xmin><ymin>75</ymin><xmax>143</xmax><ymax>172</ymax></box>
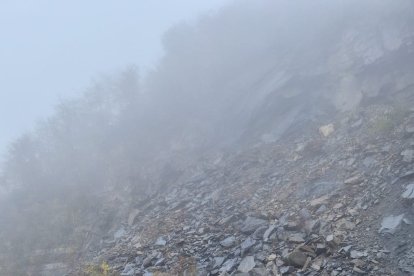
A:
<box><xmin>82</xmin><ymin>261</ymin><xmax>119</xmax><ymax>276</ymax></box>
<box><xmin>369</xmin><ymin>104</ymin><xmax>409</xmax><ymax>135</ymax></box>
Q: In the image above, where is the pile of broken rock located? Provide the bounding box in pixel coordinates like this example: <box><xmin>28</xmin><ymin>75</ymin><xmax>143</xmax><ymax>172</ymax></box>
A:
<box><xmin>80</xmin><ymin>103</ymin><xmax>414</xmax><ymax>275</ymax></box>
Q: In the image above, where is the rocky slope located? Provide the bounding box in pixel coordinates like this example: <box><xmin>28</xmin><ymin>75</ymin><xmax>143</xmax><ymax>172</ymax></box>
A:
<box><xmin>69</xmin><ymin>88</ymin><xmax>414</xmax><ymax>276</ymax></box>
<box><xmin>4</xmin><ymin>2</ymin><xmax>414</xmax><ymax>275</ymax></box>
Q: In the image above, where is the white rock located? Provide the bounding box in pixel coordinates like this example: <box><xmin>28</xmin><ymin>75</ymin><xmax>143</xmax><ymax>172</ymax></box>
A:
<box><xmin>319</xmin><ymin>123</ymin><xmax>335</xmax><ymax>137</ymax></box>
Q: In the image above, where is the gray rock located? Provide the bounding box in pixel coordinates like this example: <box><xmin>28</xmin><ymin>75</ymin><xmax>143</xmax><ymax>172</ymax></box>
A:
<box><xmin>240</xmin><ymin>237</ymin><xmax>256</xmax><ymax>256</ymax></box>
<box><xmin>279</xmin><ymin>266</ymin><xmax>294</xmax><ymax>274</ymax></box>
<box><xmin>304</xmin><ymin>219</ymin><xmax>320</xmax><ymax>234</ymax></box>
<box><xmin>220</xmin><ymin>215</ymin><xmax>238</xmax><ymax>225</ymax></box>
<box><xmin>405</xmin><ymin>124</ymin><xmax>414</xmax><ymax>134</ymax></box>
<box><xmin>353</xmin><ymin>266</ymin><xmax>367</xmax><ymax>274</ymax></box>
<box><xmin>240</xmin><ymin>217</ymin><xmax>268</xmax><ymax>234</ymax></box>
<box><xmin>379</xmin><ymin>214</ymin><xmax>405</xmax><ymax>234</ymax></box>
<box><xmin>402</xmin><ymin>184</ymin><xmax>414</xmax><ymax>201</ymax></box>
<box><xmin>135</xmin><ymin>256</ymin><xmax>144</xmax><ymax>265</ymax></box>
<box><xmin>238</xmin><ymin>256</ymin><xmax>256</xmax><ymax>273</ymax></box>
<box><xmin>363</xmin><ymin>156</ymin><xmax>376</xmax><ymax>168</ymax></box>
<box><xmin>212</xmin><ymin>257</ymin><xmax>225</xmax><ymax>270</ymax></box>
<box><xmin>316</xmin><ymin>243</ymin><xmax>327</xmax><ymax>254</ymax></box>
<box><xmin>315</xmin><ymin>205</ymin><xmax>327</xmax><ymax>214</ymax></box>
<box><xmin>154</xmin><ymin>258</ymin><xmax>165</xmax><ymax>266</ymax></box>
<box><xmin>288</xmin><ymin>232</ymin><xmax>305</xmax><ymax>243</ymax></box>
<box><xmin>142</xmin><ymin>255</ymin><xmax>155</xmax><ymax>268</ymax></box>
<box><xmin>220</xmin><ymin>236</ymin><xmax>236</xmax><ymax>248</ymax></box>
<box><xmin>344</xmin><ymin>175</ymin><xmax>363</xmax><ymax>185</ymax></box>
<box><xmin>299</xmin><ymin>208</ymin><xmax>312</xmax><ymax>220</ymax></box>
<box><xmin>401</xmin><ymin>150</ymin><xmax>414</xmax><ymax>163</ymax></box>
<box><xmin>350</xmin><ymin>250</ymin><xmax>367</xmax><ymax>259</ymax></box>
<box><xmin>121</xmin><ymin>263</ymin><xmax>135</xmax><ymax>276</ymax></box>
<box><xmin>250</xmin><ymin>267</ymin><xmax>267</xmax><ymax>275</ymax></box>
<box><xmin>263</xmin><ymin>224</ymin><xmax>276</xmax><ymax>242</ymax></box>
<box><xmin>286</xmin><ymin>251</ymin><xmax>307</xmax><ymax>267</ymax></box>
<box><xmin>252</xmin><ymin>226</ymin><xmax>268</xmax><ymax>240</ymax></box>
<box><xmin>114</xmin><ymin>227</ymin><xmax>126</xmax><ymax>240</ymax></box>
<box><xmin>128</xmin><ymin>209</ymin><xmax>140</xmax><ymax>226</ymax></box>
<box><xmin>220</xmin><ymin>258</ymin><xmax>238</xmax><ymax>273</ymax></box>
<box><xmin>339</xmin><ymin>245</ymin><xmax>352</xmax><ymax>254</ymax></box>
<box><xmin>155</xmin><ymin>236</ymin><xmax>167</xmax><ymax>246</ymax></box>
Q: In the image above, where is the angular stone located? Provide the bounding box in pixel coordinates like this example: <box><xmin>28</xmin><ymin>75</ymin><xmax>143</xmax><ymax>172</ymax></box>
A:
<box><xmin>304</xmin><ymin>219</ymin><xmax>320</xmax><ymax>234</ymax></box>
<box><xmin>336</xmin><ymin>218</ymin><xmax>356</xmax><ymax>230</ymax></box>
<box><xmin>212</xmin><ymin>257</ymin><xmax>225</xmax><ymax>270</ymax></box>
<box><xmin>240</xmin><ymin>217</ymin><xmax>268</xmax><ymax>234</ymax></box>
<box><xmin>401</xmin><ymin>150</ymin><xmax>414</xmax><ymax>163</ymax></box>
<box><xmin>326</xmin><ymin>234</ymin><xmax>340</xmax><ymax>247</ymax></box>
<box><xmin>344</xmin><ymin>175</ymin><xmax>363</xmax><ymax>185</ymax></box>
<box><xmin>263</xmin><ymin>224</ymin><xmax>277</xmax><ymax>242</ymax></box>
<box><xmin>220</xmin><ymin>258</ymin><xmax>237</xmax><ymax>273</ymax></box>
<box><xmin>311</xmin><ymin>257</ymin><xmax>323</xmax><ymax>271</ymax></box>
<box><xmin>128</xmin><ymin>209</ymin><xmax>140</xmax><ymax>226</ymax></box>
<box><xmin>288</xmin><ymin>233</ymin><xmax>305</xmax><ymax>243</ymax></box>
<box><xmin>353</xmin><ymin>266</ymin><xmax>366</xmax><ymax>274</ymax></box>
<box><xmin>121</xmin><ymin>263</ymin><xmax>135</xmax><ymax>276</ymax></box>
<box><xmin>267</xmin><ymin>254</ymin><xmax>277</xmax><ymax>261</ymax></box>
<box><xmin>319</xmin><ymin>123</ymin><xmax>335</xmax><ymax>137</ymax></box>
<box><xmin>241</xmin><ymin>237</ymin><xmax>256</xmax><ymax>255</ymax></box>
<box><xmin>114</xmin><ymin>227</ymin><xmax>126</xmax><ymax>240</ymax></box>
<box><xmin>220</xmin><ymin>236</ymin><xmax>236</xmax><ymax>248</ymax></box>
<box><xmin>155</xmin><ymin>236</ymin><xmax>167</xmax><ymax>246</ymax></box>
<box><xmin>286</xmin><ymin>251</ymin><xmax>308</xmax><ymax>268</ymax></box>
<box><xmin>405</xmin><ymin>124</ymin><xmax>414</xmax><ymax>134</ymax></box>
<box><xmin>142</xmin><ymin>256</ymin><xmax>154</xmax><ymax>268</ymax></box>
<box><xmin>252</xmin><ymin>226</ymin><xmax>268</xmax><ymax>240</ymax></box>
<box><xmin>350</xmin><ymin>250</ymin><xmax>367</xmax><ymax>259</ymax></box>
<box><xmin>315</xmin><ymin>204</ymin><xmax>327</xmax><ymax>214</ymax></box>
<box><xmin>280</xmin><ymin>266</ymin><xmax>294</xmax><ymax>275</ymax></box>
<box><xmin>238</xmin><ymin>256</ymin><xmax>255</xmax><ymax>273</ymax></box>
<box><xmin>310</xmin><ymin>195</ymin><xmax>330</xmax><ymax>207</ymax></box>
<box><xmin>284</xmin><ymin>221</ymin><xmax>300</xmax><ymax>231</ymax></box>
<box><xmin>220</xmin><ymin>215</ymin><xmax>237</xmax><ymax>226</ymax></box>
<box><xmin>250</xmin><ymin>267</ymin><xmax>267</xmax><ymax>275</ymax></box>
<box><xmin>379</xmin><ymin>214</ymin><xmax>405</xmax><ymax>234</ymax></box>
<box><xmin>402</xmin><ymin>184</ymin><xmax>414</xmax><ymax>201</ymax></box>
<box><xmin>316</xmin><ymin>243</ymin><xmax>327</xmax><ymax>254</ymax></box>
<box><xmin>154</xmin><ymin>258</ymin><xmax>165</xmax><ymax>266</ymax></box>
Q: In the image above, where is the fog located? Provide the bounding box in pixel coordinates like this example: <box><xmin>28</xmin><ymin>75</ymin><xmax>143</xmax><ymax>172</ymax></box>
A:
<box><xmin>0</xmin><ymin>0</ymin><xmax>231</xmax><ymax>159</ymax></box>
<box><xmin>1</xmin><ymin>0</ymin><xmax>414</xmax><ymax>275</ymax></box>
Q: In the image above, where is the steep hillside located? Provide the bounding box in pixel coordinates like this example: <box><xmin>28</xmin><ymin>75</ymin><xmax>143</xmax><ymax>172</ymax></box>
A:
<box><xmin>1</xmin><ymin>1</ymin><xmax>414</xmax><ymax>275</ymax></box>
<box><xmin>74</xmin><ymin>88</ymin><xmax>414</xmax><ymax>275</ymax></box>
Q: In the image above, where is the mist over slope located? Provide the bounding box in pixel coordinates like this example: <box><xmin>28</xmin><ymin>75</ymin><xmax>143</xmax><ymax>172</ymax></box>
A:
<box><xmin>1</xmin><ymin>0</ymin><xmax>414</xmax><ymax>275</ymax></box>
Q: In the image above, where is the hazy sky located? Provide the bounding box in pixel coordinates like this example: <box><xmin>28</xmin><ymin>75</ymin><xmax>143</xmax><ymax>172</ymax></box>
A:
<box><xmin>0</xmin><ymin>0</ymin><xmax>231</xmax><ymax>158</ymax></box>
